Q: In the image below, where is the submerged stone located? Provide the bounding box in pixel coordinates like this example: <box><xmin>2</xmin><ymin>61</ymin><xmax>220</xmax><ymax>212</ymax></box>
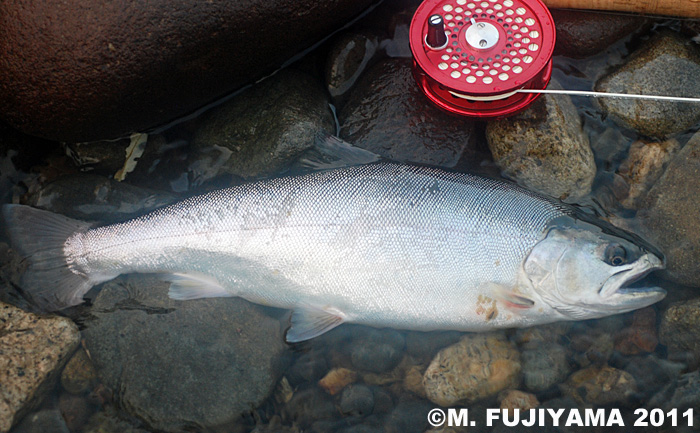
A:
<box><xmin>637</xmin><ymin>131</ymin><xmax>700</xmax><ymax>286</ymax></box>
<box><xmin>422</xmin><ymin>332</ymin><xmax>521</xmax><ymax>406</ymax></box>
<box><xmin>339</xmin><ymin>58</ymin><xmax>484</xmax><ymax>169</ymax></box>
<box><xmin>190</xmin><ymin>69</ymin><xmax>335</xmax><ymax>181</ymax></box>
<box><xmin>0</xmin><ymin>302</ymin><xmax>80</xmax><ymax>433</ymax></box>
<box><xmin>595</xmin><ymin>32</ymin><xmax>700</xmax><ymax>138</ymax></box>
<box><xmin>81</xmin><ymin>274</ymin><xmax>288</xmax><ymax>432</ymax></box>
<box><xmin>486</xmin><ymin>80</ymin><xmax>596</xmax><ymax>200</ymax></box>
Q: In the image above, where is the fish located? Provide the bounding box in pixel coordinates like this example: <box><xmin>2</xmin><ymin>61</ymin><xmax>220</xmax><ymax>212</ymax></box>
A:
<box><xmin>2</xmin><ymin>163</ymin><xmax>666</xmax><ymax>342</ymax></box>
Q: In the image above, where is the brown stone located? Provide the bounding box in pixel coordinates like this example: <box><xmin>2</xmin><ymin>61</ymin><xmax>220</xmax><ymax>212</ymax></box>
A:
<box><xmin>0</xmin><ymin>0</ymin><xmax>374</xmax><ymax>142</ymax></box>
<box><xmin>552</xmin><ymin>9</ymin><xmax>649</xmax><ymax>58</ymax></box>
<box><xmin>0</xmin><ymin>302</ymin><xmax>80</xmax><ymax>432</ymax></box>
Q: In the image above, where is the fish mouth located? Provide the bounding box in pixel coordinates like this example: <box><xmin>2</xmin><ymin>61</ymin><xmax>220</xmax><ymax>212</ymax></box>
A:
<box><xmin>600</xmin><ymin>253</ymin><xmax>666</xmax><ymax>310</ymax></box>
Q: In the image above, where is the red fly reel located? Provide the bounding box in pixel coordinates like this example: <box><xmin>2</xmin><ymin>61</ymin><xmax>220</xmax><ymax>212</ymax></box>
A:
<box><xmin>409</xmin><ymin>0</ymin><xmax>556</xmax><ymax>118</ymax></box>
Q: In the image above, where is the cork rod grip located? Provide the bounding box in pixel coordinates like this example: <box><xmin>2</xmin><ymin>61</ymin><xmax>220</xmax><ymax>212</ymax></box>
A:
<box><xmin>542</xmin><ymin>0</ymin><xmax>700</xmax><ymax>18</ymax></box>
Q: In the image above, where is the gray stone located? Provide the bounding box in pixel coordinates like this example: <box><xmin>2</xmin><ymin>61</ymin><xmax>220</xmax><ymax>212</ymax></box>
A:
<box><xmin>595</xmin><ymin>33</ymin><xmax>700</xmax><ymax>138</ymax></box>
<box><xmin>560</xmin><ymin>365</ymin><xmax>637</xmax><ymax>407</ymax></box>
<box><xmin>624</xmin><ymin>355</ymin><xmax>685</xmax><ymax>400</ymax></box>
<box><xmin>0</xmin><ymin>302</ymin><xmax>80</xmax><ymax>433</ymax></box>
<box><xmin>521</xmin><ymin>343</ymin><xmax>571</xmax><ymax>393</ymax></box>
<box><xmin>23</xmin><ymin>174</ymin><xmax>177</xmax><ymax>223</ymax></box>
<box><xmin>191</xmin><ymin>69</ymin><xmax>335</xmax><ymax>180</ymax></box>
<box><xmin>60</xmin><ymin>348</ymin><xmax>97</xmax><ymax>395</ymax></box>
<box><xmin>612</xmin><ymin>138</ymin><xmax>680</xmax><ymax>210</ymax></box>
<box><xmin>637</xmin><ymin>131</ymin><xmax>700</xmax><ymax>286</ymax></box>
<box><xmin>383</xmin><ymin>398</ymin><xmax>432</xmax><ymax>433</ymax></box>
<box><xmin>0</xmin><ymin>0</ymin><xmax>375</xmax><ymax>142</ymax></box>
<box><xmin>9</xmin><ymin>408</ymin><xmax>69</xmax><ymax>433</ymax></box>
<box><xmin>339</xmin><ymin>384</ymin><xmax>374</xmax><ymax>417</ymax></box>
<box><xmin>350</xmin><ymin>328</ymin><xmax>405</xmax><ymax>374</ymax></box>
<box><xmin>647</xmin><ymin>370</ymin><xmax>700</xmax><ymax>432</ymax></box>
<box><xmin>81</xmin><ymin>274</ymin><xmax>288</xmax><ymax>432</ymax></box>
<box><xmin>82</xmin><ymin>407</ymin><xmax>149</xmax><ymax>433</ymax></box>
<box><xmin>282</xmin><ymin>387</ymin><xmax>338</xmax><ymax>428</ymax></box>
<box><xmin>486</xmin><ymin>80</ymin><xmax>596</xmax><ymax>200</ymax></box>
<box><xmin>659</xmin><ymin>297</ymin><xmax>700</xmax><ymax>370</ymax></box>
<box><xmin>338</xmin><ymin>58</ymin><xmax>483</xmax><ymax>168</ymax></box>
<box><xmin>57</xmin><ymin>393</ymin><xmax>92</xmax><ymax>432</ymax></box>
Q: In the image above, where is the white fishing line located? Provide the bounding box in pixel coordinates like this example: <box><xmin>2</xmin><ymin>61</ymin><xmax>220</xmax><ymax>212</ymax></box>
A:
<box><xmin>517</xmin><ymin>88</ymin><xmax>700</xmax><ymax>103</ymax></box>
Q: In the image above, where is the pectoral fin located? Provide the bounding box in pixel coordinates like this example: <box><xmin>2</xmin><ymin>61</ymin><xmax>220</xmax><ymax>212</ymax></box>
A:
<box><xmin>286</xmin><ymin>306</ymin><xmax>346</xmax><ymax>343</ymax></box>
<box><xmin>487</xmin><ymin>282</ymin><xmax>535</xmax><ymax>310</ymax></box>
<box><xmin>165</xmin><ymin>272</ymin><xmax>231</xmax><ymax>300</ymax></box>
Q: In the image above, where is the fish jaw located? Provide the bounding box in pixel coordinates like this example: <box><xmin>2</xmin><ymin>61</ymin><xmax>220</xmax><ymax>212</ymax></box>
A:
<box><xmin>598</xmin><ymin>252</ymin><xmax>666</xmax><ymax>312</ymax></box>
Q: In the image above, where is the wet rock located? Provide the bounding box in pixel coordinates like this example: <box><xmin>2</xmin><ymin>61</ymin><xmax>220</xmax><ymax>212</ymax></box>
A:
<box><xmin>383</xmin><ymin>398</ymin><xmax>432</xmax><ymax>433</ymax></box>
<box><xmin>623</xmin><ymin>355</ymin><xmax>685</xmax><ymax>400</ymax></box>
<box><xmin>0</xmin><ymin>0</ymin><xmax>375</xmax><ymax>142</ymax></box>
<box><xmin>560</xmin><ymin>365</ymin><xmax>637</xmax><ymax>406</ymax></box>
<box><xmin>273</xmin><ymin>376</ymin><xmax>294</xmax><ymax>405</ymax></box>
<box><xmin>64</xmin><ymin>139</ymin><xmax>131</xmax><ymax>176</ymax></box>
<box><xmin>486</xmin><ymin>80</ymin><xmax>596</xmax><ymax>200</ymax></box>
<box><xmin>498</xmin><ymin>390</ymin><xmax>539</xmax><ymax>415</ymax></box>
<box><xmin>404</xmin><ymin>331</ymin><xmax>463</xmax><ymax>362</ymax></box>
<box><xmin>552</xmin><ymin>9</ymin><xmax>649</xmax><ymax>58</ymax></box>
<box><xmin>595</xmin><ymin>33</ymin><xmax>700</xmax><ymax>138</ymax></box>
<box><xmin>250</xmin><ymin>416</ymin><xmax>298</xmax><ymax>433</ymax></box>
<box><xmin>613</xmin><ymin>307</ymin><xmax>659</xmax><ymax>355</ymax></box>
<box><xmin>658</xmin><ymin>297</ymin><xmax>700</xmax><ymax>369</ymax></box>
<box><xmin>339</xmin><ymin>384</ymin><xmax>374</xmax><ymax>417</ymax></box>
<box><xmin>319</xmin><ymin>368</ymin><xmax>358</xmax><ymax>396</ymax></box>
<box><xmin>326</xmin><ymin>31</ymin><xmax>381</xmax><ymax>108</ymax></box>
<box><xmin>82</xmin><ymin>407</ymin><xmax>149</xmax><ymax>433</ymax></box>
<box><xmin>0</xmin><ymin>243</ymin><xmax>33</xmax><ymax>312</ymax></box>
<box><xmin>568</xmin><ymin>325</ymin><xmax>615</xmax><ymax>367</ymax></box>
<box><xmin>81</xmin><ymin>274</ymin><xmax>288</xmax><ymax>432</ymax></box>
<box><xmin>10</xmin><ymin>408</ymin><xmax>70</xmax><ymax>433</ymax></box>
<box><xmin>350</xmin><ymin>328</ymin><xmax>405</xmax><ymax>374</ymax></box>
<box><xmin>520</xmin><ymin>343</ymin><xmax>571</xmax><ymax>393</ymax></box>
<box><xmin>371</xmin><ymin>387</ymin><xmax>394</xmax><ymax>414</ymax></box>
<box><xmin>613</xmin><ymin>138</ymin><xmax>680</xmax><ymax>209</ymax></box>
<box><xmin>287</xmin><ymin>351</ymin><xmax>329</xmax><ymax>387</ymax></box>
<box><xmin>338</xmin><ymin>424</ymin><xmax>385</xmax><ymax>433</ymax></box>
<box><xmin>190</xmin><ymin>69</ymin><xmax>335</xmax><ymax>181</ymax></box>
<box><xmin>283</xmin><ymin>387</ymin><xmax>338</xmax><ymax>428</ymax></box>
<box><xmin>637</xmin><ymin>131</ymin><xmax>700</xmax><ymax>286</ymax></box>
<box><xmin>338</xmin><ymin>58</ymin><xmax>483</xmax><ymax>168</ymax></box>
<box><xmin>647</xmin><ymin>370</ymin><xmax>700</xmax><ymax>429</ymax></box>
<box><xmin>58</xmin><ymin>393</ymin><xmax>92</xmax><ymax>432</ymax></box>
<box><xmin>423</xmin><ymin>332</ymin><xmax>521</xmax><ymax>406</ymax></box>
<box><xmin>60</xmin><ymin>348</ymin><xmax>97</xmax><ymax>395</ymax></box>
<box><xmin>402</xmin><ymin>363</ymin><xmax>428</xmax><ymax>399</ymax></box>
<box><xmin>23</xmin><ymin>174</ymin><xmax>177</xmax><ymax>223</ymax></box>
<box><xmin>0</xmin><ymin>302</ymin><xmax>80</xmax><ymax>433</ymax></box>
<box><xmin>513</xmin><ymin>322</ymin><xmax>571</xmax><ymax>346</ymax></box>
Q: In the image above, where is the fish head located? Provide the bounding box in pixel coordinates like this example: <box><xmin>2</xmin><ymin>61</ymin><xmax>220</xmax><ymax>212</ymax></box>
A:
<box><xmin>522</xmin><ymin>215</ymin><xmax>666</xmax><ymax>320</ymax></box>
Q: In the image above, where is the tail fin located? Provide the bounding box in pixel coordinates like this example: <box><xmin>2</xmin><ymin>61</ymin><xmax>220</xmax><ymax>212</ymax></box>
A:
<box><xmin>2</xmin><ymin>204</ymin><xmax>95</xmax><ymax>311</ymax></box>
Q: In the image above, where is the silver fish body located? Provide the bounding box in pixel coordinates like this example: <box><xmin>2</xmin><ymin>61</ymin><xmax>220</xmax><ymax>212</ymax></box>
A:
<box><xmin>2</xmin><ymin>163</ymin><xmax>666</xmax><ymax>341</ymax></box>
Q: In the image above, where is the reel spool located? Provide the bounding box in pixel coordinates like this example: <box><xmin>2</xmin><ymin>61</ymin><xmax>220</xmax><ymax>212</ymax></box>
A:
<box><xmin>409</xmin><ymin>0</ymin><xmax>556</xmax><ymax>118</ymax></box>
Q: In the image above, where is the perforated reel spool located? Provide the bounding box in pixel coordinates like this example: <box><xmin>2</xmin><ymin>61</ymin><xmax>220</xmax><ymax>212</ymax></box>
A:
<box><xmin>409</xmin><ymin>0</ymin><xmax>556</xmax><ymax>118</ymax></box>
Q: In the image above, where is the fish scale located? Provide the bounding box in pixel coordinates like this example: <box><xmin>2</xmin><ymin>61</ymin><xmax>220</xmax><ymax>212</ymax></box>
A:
<box><xmin>77</xmin><ymin>164</ymin><xmax>564</xmax><ymax>324</ymax></box>
<box><xmin>2</xmin><ymin>162</ymin><xmax>666</xmax><ymax>342</ymax></box>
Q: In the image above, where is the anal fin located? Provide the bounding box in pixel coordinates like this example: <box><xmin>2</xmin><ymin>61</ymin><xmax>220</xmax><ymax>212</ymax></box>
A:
<box><xmin>165</xmin><ymin>272</ymin><xmax>231</xmax><ymax>300</ymax></box>
<box><xmin>286</xmin><ymin>306</ymin><xmax>346</xmax><ymax>343</ymax></box>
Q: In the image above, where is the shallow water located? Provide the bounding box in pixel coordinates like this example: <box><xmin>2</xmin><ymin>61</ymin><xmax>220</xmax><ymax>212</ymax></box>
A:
<box><xmin>3</xmin><ymin>3</ymin><xmax>700</xmax><ymax>433</ymax></box>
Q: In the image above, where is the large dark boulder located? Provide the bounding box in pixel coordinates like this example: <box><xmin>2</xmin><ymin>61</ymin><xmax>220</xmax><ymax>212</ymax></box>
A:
<box><xmin>0</xmin><ymin>0</ymin><xmax>375</xmax><ymax>142</ymax></box>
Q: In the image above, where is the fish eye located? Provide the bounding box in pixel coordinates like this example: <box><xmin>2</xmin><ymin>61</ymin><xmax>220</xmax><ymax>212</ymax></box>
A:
<box><xmin>604</xmin><ymin>244</ymin><xmax>627</xmax><ymax>266</ymax></box>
